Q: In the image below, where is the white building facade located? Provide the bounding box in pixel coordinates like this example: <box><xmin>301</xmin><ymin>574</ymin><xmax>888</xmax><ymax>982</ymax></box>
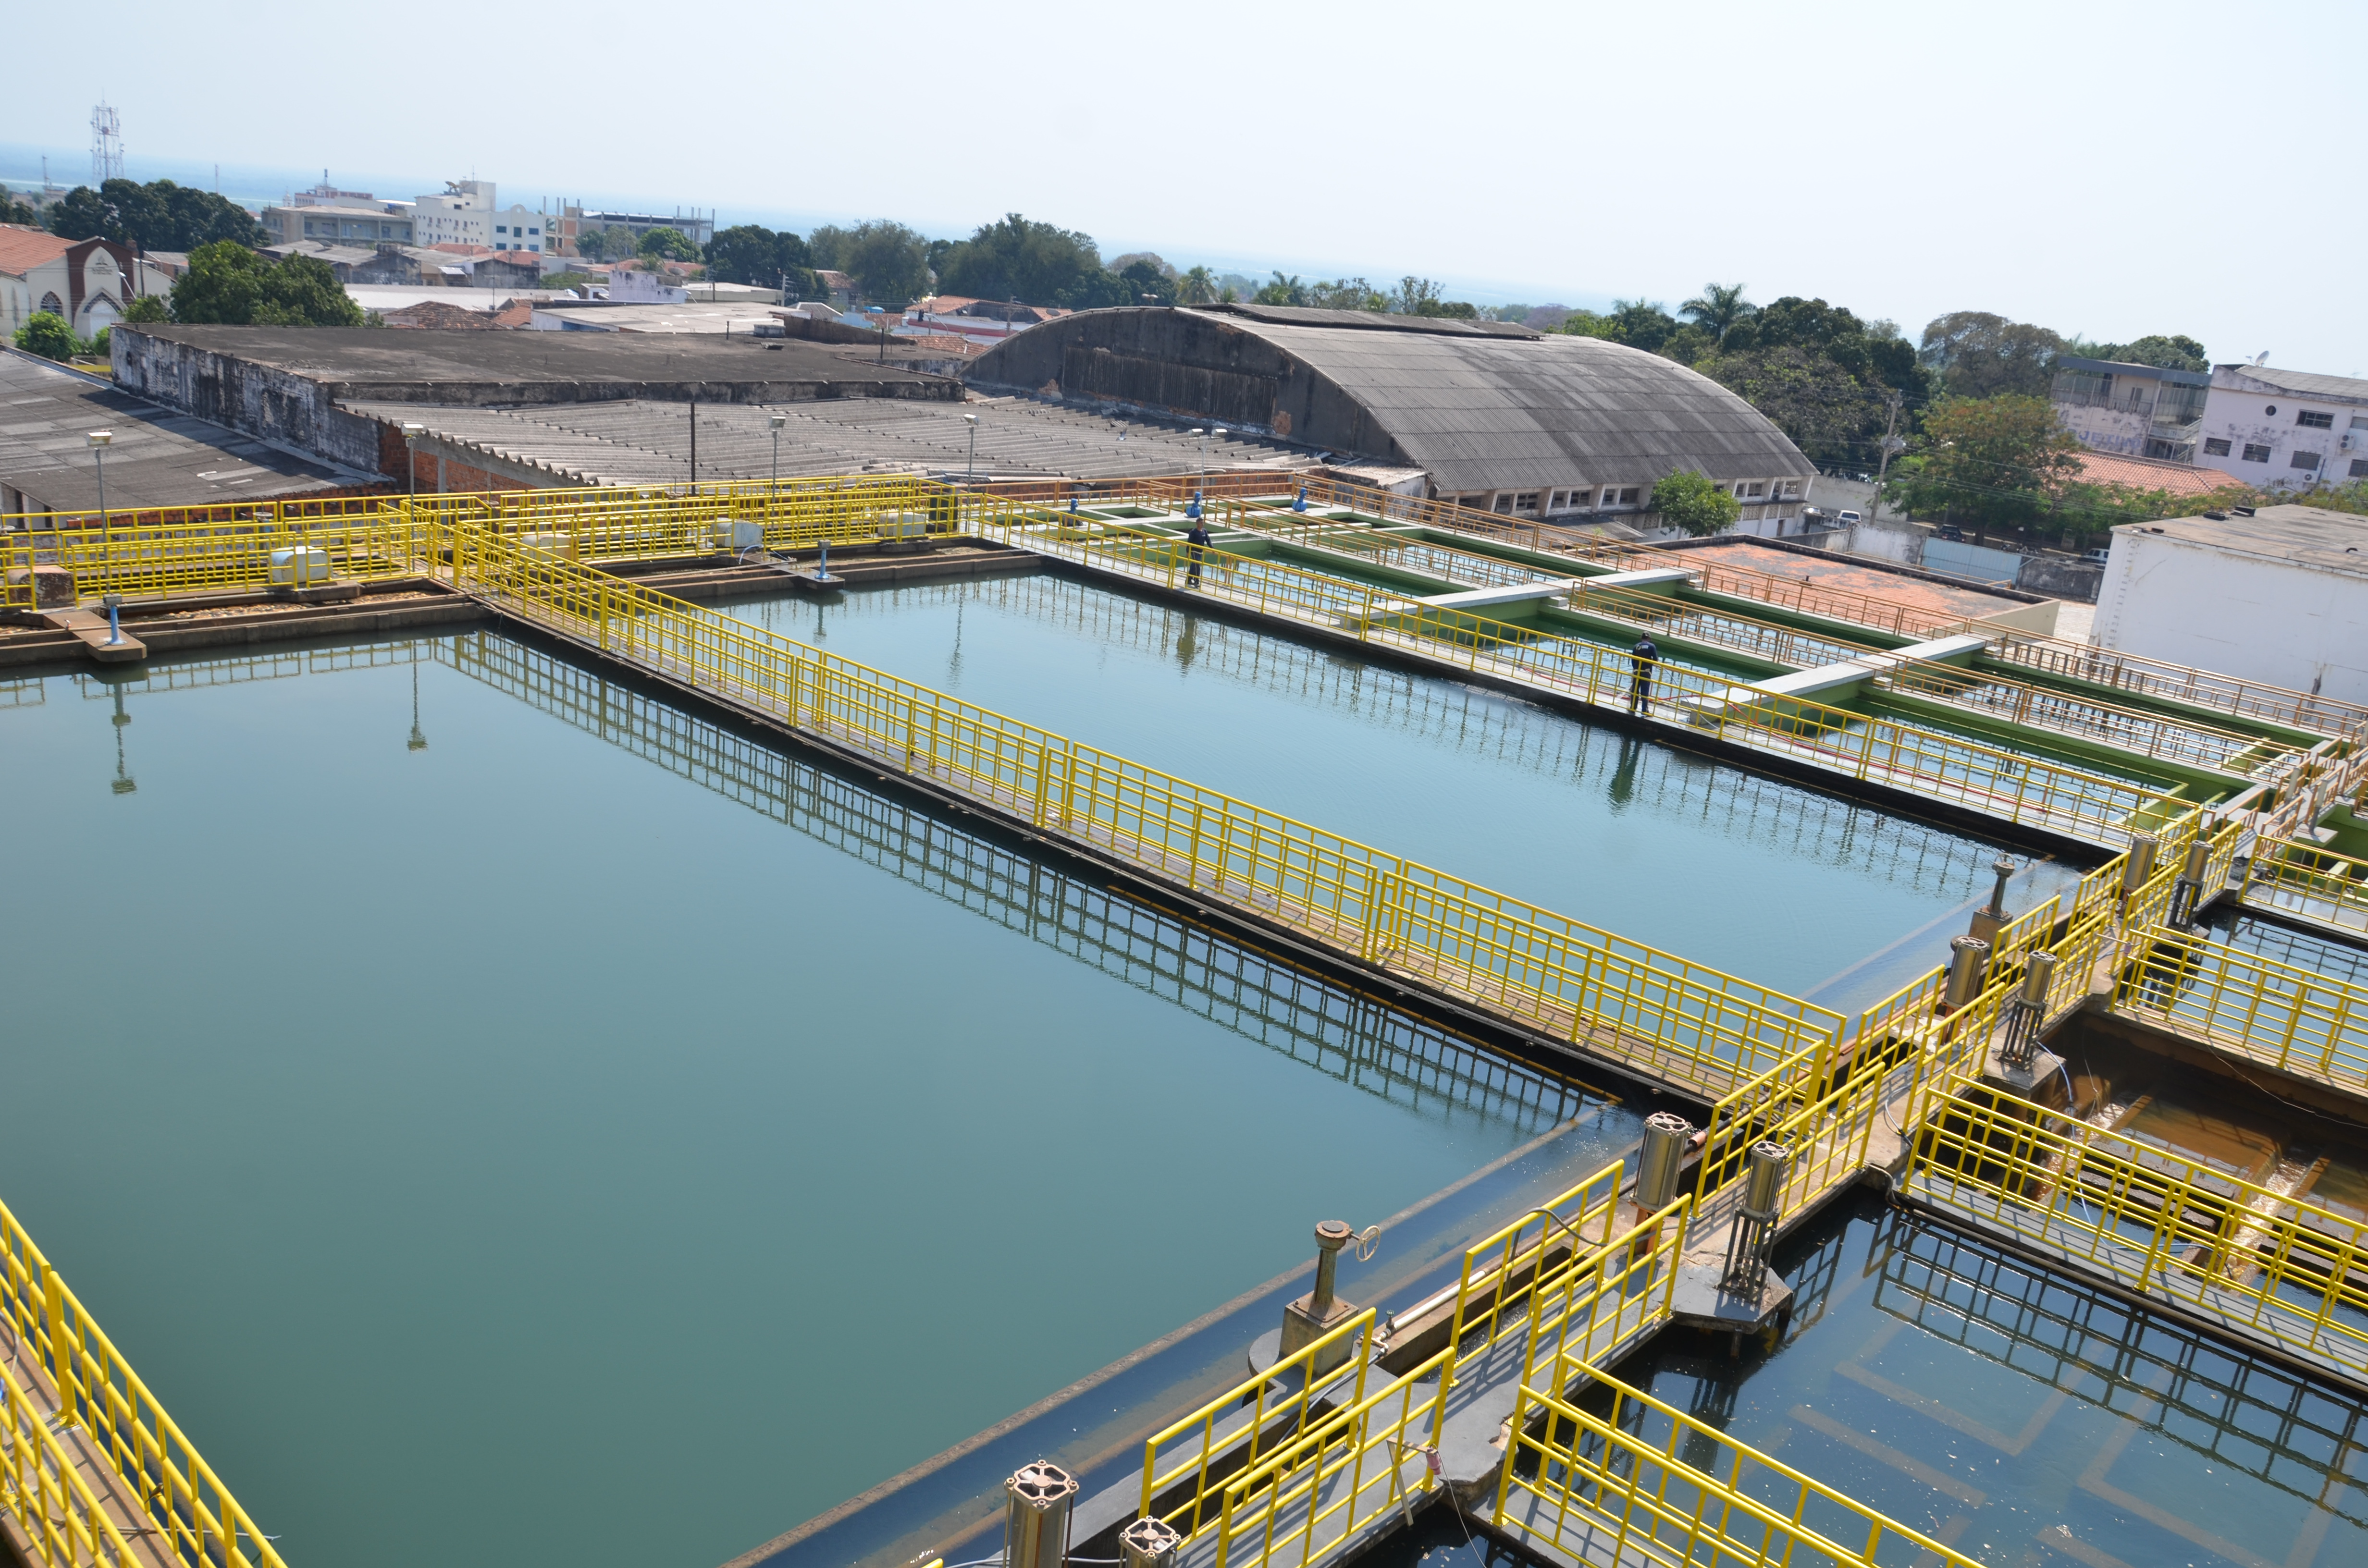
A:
<box><xmin>410</xmin><ymin>181</ymin><xmax>552</xmax><ymax>254</ymax></box>
<box><xmin>2093</xmin><ymin>503</ymin><xmax>2368</xmax><ymax>704</ymax></box>
<box><xmin>2190</xmin><ymin>364</ymin><xmax>2368</xmax><ymax>492</ymax></box>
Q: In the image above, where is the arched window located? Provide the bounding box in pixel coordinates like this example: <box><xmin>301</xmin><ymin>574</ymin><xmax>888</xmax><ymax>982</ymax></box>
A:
<box><xmin>38</xmin><ymin>292</ymin><xmax>64</xmax><ymax>317</ymax></box>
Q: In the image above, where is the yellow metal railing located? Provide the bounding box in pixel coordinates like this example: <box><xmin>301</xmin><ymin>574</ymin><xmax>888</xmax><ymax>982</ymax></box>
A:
<box><xmin>970</xmin><ymin>505</ymin><xmax>2172</xmax><ymax>847</ymax></box>
<box><xmin>0</xmin><ymin>1199</ymin><xmax>285</xmax><ymax>1568</ymax></box>
<box><xmin>1493</xmin><ymin>1354</ymin><xmax>1986</xmax><ymax>1568</ymax></box>
<box><xmin>2</xmin><ymin>511</ymin><xmax>430</xmax><ymax>609</ymax></box>
<box><xmin>445</xmin><ymin>516</ymin><xmax>1843</xmax><ymax>1099</ymax></box>
<box><xmin>1140</xmin><ymin>1309</ymin><xmax>1375</xmax><ymax>1539</ymax></box>
<box><xmin>1444</xmin><ymin>1161</ymin><xmax>1626</xmax><ymax>1366</ymax></box>
<box><xmin>0</xmin><ymin>1353</ymin><xmax>142</xmax><ymax>1568</ymax></box>
<box><xmin>1202</xmin><ymin>1347</ymin><xmax>1454</xmax><ymax>1568</ymax></box>
<box><xmin>2114</xmin><ymin>926</ymin><xmax>2368</xmax><ymax>1090</ymax></box>
<box><xmin>1902</xmin><ymin>1075</ymin><xmax>2368</xmax><ymax>1379</ymax></box>
<box><xmin>1515</xmin><ymin>1196</ymin><xmax>1691</xmax><ymax>1388</ymax></box>
<box><xmin>2243</xmin><ymin>838</ymin><xmax>2368</xmax><ymax>938</ymax></box>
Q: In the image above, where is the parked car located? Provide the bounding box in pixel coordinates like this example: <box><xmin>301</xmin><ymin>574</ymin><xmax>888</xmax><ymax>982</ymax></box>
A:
<box><xmin>1836</xmin><ymin>509</ymin><xmax>1862</xmax><ymax>526</ymax></box>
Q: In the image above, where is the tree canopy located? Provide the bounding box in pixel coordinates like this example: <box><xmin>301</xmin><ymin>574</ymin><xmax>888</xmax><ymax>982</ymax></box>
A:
<box><xmin>1679</xmin><ymin>282</ymin><xmax>1753</xmax><ymax>344</ymax></box>
<box><xmin>2</xmin><ymin>192</ymin><xmax>38</xmax><ymax>227</ymax></box>
<box><xmin>1880</xmin><ymin>393</ymin><xmax>2084</xmax><ymax>533</ymax></box>
<box><xmin>933</xmin><ymin>214</ymin><xmax>1110</xmax><ymax>307</ymax></box>
<box><xmin>45</xmin><ymin>179</ymin><xmax>266</xmax><ymax>250</ymax></box>
<box><xmin>13</xmin><ymin>313</ymin><xmax>77</xmax><ymax>361</ymax></box>
<box><xmin>703</xmin><ymin>224</ymin><xmax>816</xmax><ymax>294</ymax></box>
<box><xmin>2081</xmin><ymin>333</ymin><xmax>2209</xmax><ymax>372</ymax></box>
<box><xmin>636</xmin><ymin>226</ymin><xmax>700</xmax><ymax>263</ymax></box>
<box><xmin>1649</xmin><ymin>469</ymin><xmax>1742</xmax><ymax>537</ymax></box>
<box><xmin>168</xmin><ymin>241</ymin><xmax>364</xmax><ymax>327</ymax></box>
<box><xmin>1917</xmin><ymin>311</ymin><xmax>2067</xmax><ymax>399</ymax></box>
<box><xmin>809</xmin><ymin>220</ymin><xmax>933</xmax><ymax>306</ymax></box>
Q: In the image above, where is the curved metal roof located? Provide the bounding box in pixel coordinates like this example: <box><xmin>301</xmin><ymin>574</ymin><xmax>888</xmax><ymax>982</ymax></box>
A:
<box><xmin>1185</xmin><ymin>309</ymin><xmax>1811</xmax><ymax>494</ymax></box>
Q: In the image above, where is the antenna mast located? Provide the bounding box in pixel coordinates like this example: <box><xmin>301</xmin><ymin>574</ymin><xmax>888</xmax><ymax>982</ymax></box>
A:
<box><xmin>91</xmin><ymin>101</ymin><xmax>125</xmax><ymax>184</ymax></box>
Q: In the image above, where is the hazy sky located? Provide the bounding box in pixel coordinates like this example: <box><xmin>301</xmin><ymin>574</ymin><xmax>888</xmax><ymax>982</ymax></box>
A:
<box><xmin>9</xmin><ymin>0</ymin><xmax>2356</xmax><ymax>371</ymax></box>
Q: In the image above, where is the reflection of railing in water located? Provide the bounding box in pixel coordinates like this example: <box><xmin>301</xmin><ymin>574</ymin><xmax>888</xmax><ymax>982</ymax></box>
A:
<box><xmin>735</xmin><ymin>573</ymin><xmax>2031</xmax><ymax>906</ymax></box>
<box><xmin>438</xmin><ymin>630</ymin><xmax>1602</xmax><ymax>1134</ymax></box>
<box><xmin>1869</xmin><ymin>1208</ymin><xmax>2368</xmax><ymax>1516</ymax></box>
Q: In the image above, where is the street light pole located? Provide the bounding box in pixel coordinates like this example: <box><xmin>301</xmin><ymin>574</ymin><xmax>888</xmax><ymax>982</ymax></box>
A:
<box><xmin>402</xmin><ymin>421</ymin><xmax>426</xmax><ymax>511</ymax></box>
<box><xmin>964</xmin><ymin>411</ymin><xmax>980</xmax><ymax>488</ymax></box>
<box><xmin>769</xmin><ymin>412</ymin><xmax>785</xmax><ymax>513</ymax></box>
<box><xmin>87</xmin><ymin>429</ymin><xmax>111</xmax><ymax>539</ymax></box>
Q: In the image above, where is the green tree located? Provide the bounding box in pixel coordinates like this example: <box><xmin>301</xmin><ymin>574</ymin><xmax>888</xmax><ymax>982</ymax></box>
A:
<box><xmin>2043</xmin><ymin>478</ymin><xmax>2255</xmax><ymax>547</ymax></box>
<box><xmin>121</xmin><ymin>294</ymin><xmax>170</xmax><ymax>324</ymax></box>
<box><xmin>1177</xmin><ymin>265</ymin><xmax>1217</xmax><ymax>305</ymax></box>
<box><xmin>1649</xmin><ymin>469</ymin><xmax>1742</xmax><ymax>537</ymax></box>
<box><xmin>1679</xmin><ymin>282</ymin><xmax>1754</xmax><ymax>345</ymax></box>
<box><xmin>1254</xmin><ymin>271</ymin><xmax>1308</xmax><ymax>306</ymax></box>
<box><xmin>1117</xmin><ymin>258</ymin><xmax>1177</xmax><ymax>305</ymax></box>
<box><xmin>2089</xmin><ymin>333</ymin><xmax>2209</xmax><ymax>372</ymax></box>
<box><xmin>935</xmin><ymin>214</ymin><xmax>1102</xmax><ymax>306</ymax></box>
<box><xmin>1917</xmin><ymin>311</ymin><xmax>2066</xmax><ymax>399</ymax></box>
<box><xmin>169</xmin><ymin>241</ymin><xmax>364</xmax><ymax>327</ymax></box>
<box><xmin>1413</xmin><ymin>298</ymin><xmax>1479</xmax><ymax>318</ymax></box>
<box><xmin>2</xmin><ymin>191</ymin><xmax>38</xmax><ymax>226</ymax></box>
<box><xmin>812</xmin><ymin>219</ymin><xmax>932</xmax><ymax>306</ymax></box>
<box><xmin>1307</xmin><ymin>277</ymin><xmax>1386</xmax><ymax>311</ymax></box>
<box><xmin>541</xmin><ymin>271</ymin><xmax>595</xmax><ymax>294</ymax></box>
<box><xmin>1881</xmin><ymin>393</ymin><xmax>2084</xmax><ymax>532</ymax></box>
<box><xmin>1563</xmin><ymin>298</ymin><xmax>1679</xmax><ymax>353</ymax></box>
<box><xmin>637</xmin><ymin>225</ymin><xmax>699</xmax><ymax>263</ymax></box>
<box><xmin>13</xmin><ymin>312</ymin><xmax>76</xmax><ymax>361</ymax></box>
<box><xmin>44</xmin><ymin>178</ymin><xmax>267</xmax><ymax>250</ymax></box>
<box><xmin>1702</xmin><ymin>346</ymin><xmax>1887</xmax><ymax>466</ymax></box>
<box><xmin>1392</xmin><ymin>276</ymin><xmax>1442</xmax><ymax>315</ymax></box>
<box><xmin>703</xmin><ymin>224</ymin><xmax>816</xmax><ymax>293</ymax></box>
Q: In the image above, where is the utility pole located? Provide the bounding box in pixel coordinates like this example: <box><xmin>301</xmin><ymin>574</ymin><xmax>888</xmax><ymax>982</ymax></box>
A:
<box><xmin>1872</xmin><ymin>391</ymin><xmax>1905</xmax><ymax>516</ymax></box>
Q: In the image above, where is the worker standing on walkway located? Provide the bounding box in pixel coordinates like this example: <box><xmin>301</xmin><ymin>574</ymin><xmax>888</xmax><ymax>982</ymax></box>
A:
<box><xmin>1185</xmin><ymin>519</ymin><xmax>1212</xmax><ymax>588</ymax></box>
<box><xmin>1629</xmin><ymin>632</ymin><xmax>1659</xmax><ymax>714</ymax></box>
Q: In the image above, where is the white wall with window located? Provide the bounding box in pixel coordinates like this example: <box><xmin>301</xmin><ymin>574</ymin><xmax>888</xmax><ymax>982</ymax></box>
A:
<box><xmin>410</xmin><ymin>180</ymin><xmax>551</xmax><ymax>253</ymax></box>
<box><xmin>2192</xmin><ymin>363</ymin><xmax>2368</xmax><ymax>490</ymax></box>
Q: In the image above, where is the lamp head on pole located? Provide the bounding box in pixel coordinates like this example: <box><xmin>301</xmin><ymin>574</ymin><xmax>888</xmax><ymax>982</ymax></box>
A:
<box><xmin>86</xmin><ymin>429</ymin><xmax>112</xmax><ymax>450</ymax></box>
<box><xmin>400</xmin><ymin>421</ymin><xmax>426</xmax><ymax>442</ymax></box>
<box><xmin>768</xmin><ymin>414</ymin><xmax>786</xmax><ymax>432</ymax></box>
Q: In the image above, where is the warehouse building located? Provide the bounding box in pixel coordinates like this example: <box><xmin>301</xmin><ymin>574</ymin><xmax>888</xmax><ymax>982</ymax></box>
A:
<box><xmin>964</xmin><ymin>304</ymin><xmax>1818</xmax><ymax>529</ymax></box>
<box><xmin>2094</xmin><ymin>503</ymin><xmax>2368</xmax><ymax>703</ymax></box>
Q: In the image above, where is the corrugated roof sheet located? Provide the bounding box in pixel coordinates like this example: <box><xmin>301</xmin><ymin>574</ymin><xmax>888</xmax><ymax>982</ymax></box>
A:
<box><xmin>338</xmin><ymin>393</ymin><xmax>1315</xmax><ymax>489</ymax></box>
<box><xmin>1184</xmin><ymin>313</ymin><xmax>1810</xmax><ymax>492</ymax></box>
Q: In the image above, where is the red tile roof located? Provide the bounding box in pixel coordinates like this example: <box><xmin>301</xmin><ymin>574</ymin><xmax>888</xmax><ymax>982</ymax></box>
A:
<box><xmin>0</xmin><ymin>224</ymin><xmax>74</xmax><ymax>277</ymax></box>
<box><xmin>2072</xmin><ymin>451</ymin><xmax>2249</xmax><ymax>498</ymax></box>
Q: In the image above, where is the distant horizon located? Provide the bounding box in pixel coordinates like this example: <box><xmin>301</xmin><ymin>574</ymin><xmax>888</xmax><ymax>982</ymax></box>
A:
<box><xmin>6</xmin><ymin>0</ymin><xmax>2360</xmax><ymax>378</ymax></box>
<box><xmin>0</xmin><ymin>140</ymin><xmax>1613</xmax><ymax>318</ymax></box>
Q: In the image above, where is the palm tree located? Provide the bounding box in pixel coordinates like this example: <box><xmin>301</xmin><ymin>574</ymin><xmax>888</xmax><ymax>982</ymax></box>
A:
<box><xmin>1177</xmin><ymin>265</ymin><xmax>1217</xmax><ymax>306</ymax></box>
<box><xmin>1679</xmin><ymin>282</ymin><xmax>1754</xmax><ymax>344</ymax></box>
<box><xmin>1256</xmin><ymin>271</ymin><xmax>1308</xmax><ymax>307</ymax></box>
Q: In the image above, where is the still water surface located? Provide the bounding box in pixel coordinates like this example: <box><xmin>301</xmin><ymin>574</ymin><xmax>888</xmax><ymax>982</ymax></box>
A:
<box><xmin>0</xmin><ymin>634</ymin><xmax>1622</xmax><ymax>1568</ymax></box>
<box><xmin>728</xmin><ymin>575</ymin><xmax>2078</xmax><ymax>996</ymax></box>
<box><xmin>1607</xmin><ymin>1195</ymin><xmax>2367</xmax><ymax>1568</ymax></box>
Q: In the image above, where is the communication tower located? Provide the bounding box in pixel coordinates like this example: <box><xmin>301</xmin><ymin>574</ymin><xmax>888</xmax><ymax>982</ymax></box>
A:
<box><xmin>91</xmin><ymin>101</ymin><xmax>125</xmax><ymax>184</ymax></box>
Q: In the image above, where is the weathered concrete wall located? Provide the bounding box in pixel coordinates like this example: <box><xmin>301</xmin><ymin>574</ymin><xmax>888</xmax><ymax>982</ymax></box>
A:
<box><xmin>114</xmin><ymin>328</ymin><xmax>387</xmax><ymax>473</ymax></box>
<box><xmin>2015</xmin><ymin>554</ymin><xmax>2103</xmax><ymax>602</ymax></box>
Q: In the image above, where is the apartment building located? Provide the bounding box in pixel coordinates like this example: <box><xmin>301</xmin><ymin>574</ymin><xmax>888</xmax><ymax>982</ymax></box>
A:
<box><xmin>2190</xmin><ymin>363</ymin><xmax>2368</xmax><ymax>491</ymax></box>
<box><xmin>412</xmin><ymin>181</ymin><xmax>551</xmax><ymax>254</ymax></box>
<box><xmin>2048</xmin><ymin>355</ymin><xmax>2209</xmax><ymax>462</ymax></box>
